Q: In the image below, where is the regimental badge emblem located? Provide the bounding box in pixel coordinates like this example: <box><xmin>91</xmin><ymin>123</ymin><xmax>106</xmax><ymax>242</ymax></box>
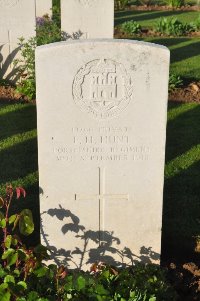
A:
<box><xmin>72</xmin><ymin>59</ymin><xmax>133</xmax><ymax>120</ymax></box>
<box><xmin>0</xmin><ymin>0</ymin><xmax>19</xmax><ymax>7</ymax></box>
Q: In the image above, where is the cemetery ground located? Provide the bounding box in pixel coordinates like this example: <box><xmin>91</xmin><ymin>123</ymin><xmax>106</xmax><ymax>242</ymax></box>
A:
<box><xmin>0</xmin><ymin>7</ymin><xmax>200</xmax><ymax>301</ymax></box>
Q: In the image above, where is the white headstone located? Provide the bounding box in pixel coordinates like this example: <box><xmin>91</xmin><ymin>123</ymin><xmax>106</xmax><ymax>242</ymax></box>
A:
<box><xmin>0</xmin><ymin>0</ymin><xmax>36</xmax><ymax>82</ymax></box>
<box><xmin>61</xmin><ymin>0</ymin><xmax>114</xmax><ymax>39</ymax></box>
<box><xmin>36</xmin><ymin>39</ymin><xmax>170</xmax><ymax>270</ymax></box>
<box><xmin>36</xmin><ymin>0</ymin><xmax>52</xmax><ymax>17</ymax></box>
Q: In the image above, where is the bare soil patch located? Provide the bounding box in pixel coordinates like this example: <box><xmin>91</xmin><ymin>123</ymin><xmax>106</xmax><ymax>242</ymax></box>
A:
<box><xmin>169</xmin><ymin>82</ymin><xmax>200</xmax><ymax>103</ymax></box>
<box><xmin>0</xmin><ymin>85</ymin><xmax>29</xmax><ymax>104</ymax></box>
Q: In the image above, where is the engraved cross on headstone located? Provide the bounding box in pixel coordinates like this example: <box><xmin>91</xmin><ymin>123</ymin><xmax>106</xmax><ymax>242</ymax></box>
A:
<box><xmin>75</xmin><ymin>167</ymin><xmax>129</xmax><ymax>245</ymax></box>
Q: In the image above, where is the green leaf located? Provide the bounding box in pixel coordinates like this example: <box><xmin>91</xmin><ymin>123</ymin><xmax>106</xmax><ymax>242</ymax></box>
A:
<box><xmin>11</xmin><ymin>236</ymin><xmax>18</xmax><ymax>246</ymax></box>
<box><xmin>95</xmin><ymin>284</ymin><xmax>109</xmax><ymax>296</ymax></box>
<box><xmin>76</xmin><ymin>275</ymin><xmax>86</xmax><ymax>291</ymax></box>
<box><xmin>5</xmin><ymin>235</ymin><xmax>12</xmax><ymax>249</ymax></box>
<box><xmin>2</xmin><ymin>249</ymin><xmax>15</xmax><ymax>260</ymax></box>
<box><xmin>0</xmin><ymin>219</ymin><xmax>6</xmax><ymax>228</ymax></box>
<box><xmin>17</xmin><ymin>281</ymin><xmax>27</xmax><ymax>290</ymax></box>
<box><xmin>4</xmin><ymin>275</ymin><xmax>15</xmax><ymax>284</ymax></box>
<box><xmin>0</xmin><ymin>291</ymin><xmax>11</xmax><ymax>301</ymax></box>
<box><xmin>17</xmin><ymin>249</ymin><xmax>27</xmax><ymax>261</ymax></box>
<box><xmin>9</xmin><ymin>214</ymin><xmax>17</xmax><ymax>225</ymax></box>
<box><xmin>19</xmin><ymin>209</ymin><xmax>34</xmax><ymax>236</ymax></box>
<box><xmin>7</xmin><ymin>252</ymin><xmax>18</xmax><ymax>267</ymax></box>
<box><xmin>27</xmin><ymin>291</ymin><xmax>39</xmax><ymax>301</ymax></box>
<box><xmin>0</xmin><ymin>266</ymin><xmax>7</xmax><ymax>278</ymax></box>
<box><xmin>149</xmin><ymin>297</ymin><xmax>156</xmax><ymax>301</ymax></box>
<box><xmin>33</xmin><ymin>266</ymin><xmax>48</xmax><ymax>278</ymax></box>
<box><xmin>1</xmin><ymin>249</ymin><xmax>18</xmax><ymax>266</ymax></box>
<box><xmin>0</xmin><ymin>283</ymin><xmax>8</xmax><ymax>291</ymax></box>
<box><xmin>14</xmin><ymin>269</ymin><xmax>20</xmax><ymax>277</ymax></box>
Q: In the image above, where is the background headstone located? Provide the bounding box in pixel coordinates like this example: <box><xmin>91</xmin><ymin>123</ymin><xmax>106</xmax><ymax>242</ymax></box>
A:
<box><xmin>36</xmin><ymin>39</ymin><xmax>170</xmax><ymax>270</ymax></box>
<box><xmin>61</xmin><ymin>0</ymin><xmax>114</xmax><ymax>39</ymax></box>
<box><xmin>0</xmin><ymin>0</ymin><xmax>36</xmax><ymax>82</ymax></box>
<box><xmin>36</xmin><ymin>0</ymin><xmax>52</xmax><ymax>17</ymax></box>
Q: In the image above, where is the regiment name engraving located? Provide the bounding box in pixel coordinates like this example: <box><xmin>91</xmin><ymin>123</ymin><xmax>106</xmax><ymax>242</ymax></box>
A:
<box><xmin>53</xmin><ymin>127</ymin><xmax>150</xmax><ymax>163</ymax></box>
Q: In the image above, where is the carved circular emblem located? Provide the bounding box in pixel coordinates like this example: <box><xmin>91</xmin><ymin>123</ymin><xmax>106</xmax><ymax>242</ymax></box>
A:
<box><xmin>73</xmin><ymin>59</ymin><xmax>133</xmax><ymax>120</ymax></box>
<box><xmin>0</xmin><ymin>0</ymin><xmax>19</xmax><ymax>7</ymax></box>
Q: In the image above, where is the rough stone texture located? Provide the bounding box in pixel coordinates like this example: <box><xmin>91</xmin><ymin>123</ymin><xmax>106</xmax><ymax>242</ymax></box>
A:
<box><xmin>36</xmin><ymin>39</ymin><xmax>170</xmax><ymax>270</ymax></box>
<box><xmin>61</xmin><ymin>0</ymin><xmax>114</xmax><ymax>39</ymax></box>
<box><xmin>36</xmin><ymin>0</ymin><xmax>52</xmax><ymax>17</ymax></box>
<box><xmin>0</xmin><ymin>0</ymin><xmax>36</xmax><ymax>82</ymax></box>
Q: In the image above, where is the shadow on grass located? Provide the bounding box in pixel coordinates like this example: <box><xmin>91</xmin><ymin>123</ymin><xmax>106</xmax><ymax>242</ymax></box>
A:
<box><xmin>162</xmin><ymin>159</ymin><xmax>200</xmax><ymax>264</ymax></box>
<box><xmin>161</xmin><ymin>102</ymin><xmax>200</xmax><ymax>264</ymax></box>
<box><xmin>0</xmin><ymin>103</ymin><xmax>37</xmax><ymax>140</ymax></box>
<box><xmin>114</xmin><ymin>10</ymin><xmax>192</xmax><ymax>26</ymax></box>
<box><xmin>170</xmin><ymin>40</ymin><xmax>200</xmax><ymax>63</ymax></box>
<box><xmin>165</xmin><ymin>103</ymin><xmax>200</xmax><ymax>163</ymax></box>
<box><xmin>148</xmin><ymin>37</ymin><xmax>192</xmax><ymax>48</ymax></box>
<box><xmin>0</xmin><ymin>137</ymin><xmax>38</xmax><ymax>184</ymax></box>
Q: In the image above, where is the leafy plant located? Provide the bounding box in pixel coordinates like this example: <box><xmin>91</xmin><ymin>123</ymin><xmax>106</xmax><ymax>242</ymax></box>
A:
<box><xmin>25</xmin><ymin>263</ymin><xmax>178</xmax><ymax>301</ymax></box>
<box><xmin>120</xmin><ymin>20</ymin><xmax>142</xmax><ymax>35</ymax></box>
<box><xmin>0</xmin><ymin>185</ymin><xmax>39</xmax><ymax>300</ymax></box>
<box><xmin>14</xmin><ymin>16</ymin><xmax>62</xmax><ymax>101</ymax></box>
<box><xmin>139</xmin><ymin>0</ymin><xmax>154</xmax><ymax>6</ymax></box>
<box><xmin>191</xmin><ymin>14</ymin><xmax>200</xmax><ymax>31</ymax></box>
<box><xmin>14</xmin><ymin>37</ymin><xmax>36</xmax><ymax>101</ymax></box>
<box><xmin>36</xmin><ymin>15</ymin><xmax>61</xmax><ymax>46</ymax></box>
<box><xmin>166</xmin><ymin>0</ymin><xmax>185</xmax><ymax>8</ymax></box>
<box><xmin>114</xmin><ymin>0</ymin><xmax>130</xmax><ymax>10</ymax></box>
<box><xmin>169</xmin><ymin>73</ymin><xmax>183</xmax><ymax>91</ymax></box>
<box><xmin>154</xmin><ymin>17</ymin><xmax>195</xmax><ymax>36</ymax></box>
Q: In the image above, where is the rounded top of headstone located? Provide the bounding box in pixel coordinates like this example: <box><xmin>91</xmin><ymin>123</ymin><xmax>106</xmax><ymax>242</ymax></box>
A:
<box><xmin>36</xmin><ymin>39</ymin><xmax>170</xmax><ymax>55</ymax></box>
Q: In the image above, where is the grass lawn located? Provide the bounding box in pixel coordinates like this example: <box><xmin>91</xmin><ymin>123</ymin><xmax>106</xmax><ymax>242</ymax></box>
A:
<box><xmin>115</xmin><ymin>10</ymin><xmax>200</xmax><ymax>28</ymax></box>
